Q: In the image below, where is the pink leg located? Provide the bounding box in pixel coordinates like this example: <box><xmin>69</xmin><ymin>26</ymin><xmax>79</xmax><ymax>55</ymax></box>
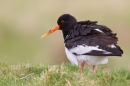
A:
<box><xmin>92</xmin><ymin>65</ymin><xmax>96</xmax><ymax>72</ymax></box>
<box><xmin>80</xmin><ymin>60</ymin><xmax>85</xmax><ymax>72</ymax></box>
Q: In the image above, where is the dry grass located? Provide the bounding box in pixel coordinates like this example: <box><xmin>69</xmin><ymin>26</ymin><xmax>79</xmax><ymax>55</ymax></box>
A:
<box><xmin>0</xmin><ymin>62</ymin><xmax>130</xmax><ymax>86</ymax></box>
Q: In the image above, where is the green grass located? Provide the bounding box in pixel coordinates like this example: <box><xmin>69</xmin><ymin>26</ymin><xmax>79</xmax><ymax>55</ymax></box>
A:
<box><xmin>0</xmin><ymin>62</ymin><xmax>130</xmax><ymax>86</ymax></box>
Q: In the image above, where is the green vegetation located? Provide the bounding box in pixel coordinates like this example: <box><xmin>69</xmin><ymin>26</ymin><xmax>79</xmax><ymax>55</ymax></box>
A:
<box><xmin>0</xmin><ymin>62</ymin><xmax>130</xmax><ymax>86</ymax></box>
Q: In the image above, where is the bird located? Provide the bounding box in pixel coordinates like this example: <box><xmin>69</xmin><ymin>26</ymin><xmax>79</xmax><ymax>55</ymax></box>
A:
<box><xmin>41</xmin><ymin>14</ymin><xmax>123</xmax><ymax>72</ymax></box>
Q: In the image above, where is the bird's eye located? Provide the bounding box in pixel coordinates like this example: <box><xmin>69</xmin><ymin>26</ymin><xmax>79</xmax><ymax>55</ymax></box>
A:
<box><xmin>61</xmin><ymin>20</ymin><xmax>64</xmax><ymax>23</ymax></box>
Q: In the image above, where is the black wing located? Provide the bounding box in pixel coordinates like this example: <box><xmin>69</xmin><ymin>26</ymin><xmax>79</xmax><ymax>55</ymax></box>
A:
<box><xmin>65</xmin><ymin>20</ymin><xmax>123</xmax><ymax>56</ymax></box>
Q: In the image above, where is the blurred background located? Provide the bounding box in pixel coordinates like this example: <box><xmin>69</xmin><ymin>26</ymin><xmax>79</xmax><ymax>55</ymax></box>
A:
<box><xmin>0</xmin><ymin>0</ymin><xmax>130</xmax><ymax>68</ymax></box>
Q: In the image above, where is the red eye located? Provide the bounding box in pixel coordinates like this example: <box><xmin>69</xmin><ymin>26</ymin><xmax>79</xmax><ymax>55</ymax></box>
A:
<box><xmin>61</xmin><ymin>20</ymin><xmax>64</xmax><ymax>23</ymax></box>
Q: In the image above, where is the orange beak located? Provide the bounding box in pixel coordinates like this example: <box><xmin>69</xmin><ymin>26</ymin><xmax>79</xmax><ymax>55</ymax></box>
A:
<box><xmin>41</xmin><ymin>25</ymin><xmax>60</xmax><ymax>38</ymax></box>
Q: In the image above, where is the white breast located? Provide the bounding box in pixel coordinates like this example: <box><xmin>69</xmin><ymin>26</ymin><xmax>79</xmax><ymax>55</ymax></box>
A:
<box><xmin>65</xmin><ymin>47</ymin><xmax>78</xmax><ymax>65</ymax></box>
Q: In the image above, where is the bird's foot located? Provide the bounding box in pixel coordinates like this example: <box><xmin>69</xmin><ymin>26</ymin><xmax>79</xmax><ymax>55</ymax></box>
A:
<box><xmin>92</xmin><ymin>65</ymin><xmax>96</xmax><ymax>72</ymax></box>
<box><xmin>80</xmin><ymin>60</ymin><xmax>85</xmax><ymax>72</ymax></box>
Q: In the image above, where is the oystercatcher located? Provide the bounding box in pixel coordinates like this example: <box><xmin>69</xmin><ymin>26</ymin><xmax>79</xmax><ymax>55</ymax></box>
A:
<box><xmin>41</xmin><ymin>14</ymin><xmax>123</xmax><ymax>72</ymax></box>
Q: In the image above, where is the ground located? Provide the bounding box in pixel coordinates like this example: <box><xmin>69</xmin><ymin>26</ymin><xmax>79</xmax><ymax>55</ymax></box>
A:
<box><xmin>0</xmin><ymin>62</ymin><xmax>130</xmax><ymax>86</ymax></box>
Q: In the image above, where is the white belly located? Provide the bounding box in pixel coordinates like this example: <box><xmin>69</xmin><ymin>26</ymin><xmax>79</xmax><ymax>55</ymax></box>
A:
<box><xmin>65</xmin><ymin>46</ymin><xmax>108</xmax><ymax>65</ymax></box>
<box><xmin>76</xmin><ymin>55</ymin><xmax>108</xmax><ymax>65</ymax></box>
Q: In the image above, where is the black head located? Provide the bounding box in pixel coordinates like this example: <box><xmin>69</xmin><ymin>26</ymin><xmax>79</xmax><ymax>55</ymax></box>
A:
<box><xmin>41</xmin><ymin>14</ymin><xmax>77</xmax><ymax>39</ymax></box>
<box><xmin>57</xmin><ymin>14</ymin><xmax>77</xmax><ymax>38</ymax></box>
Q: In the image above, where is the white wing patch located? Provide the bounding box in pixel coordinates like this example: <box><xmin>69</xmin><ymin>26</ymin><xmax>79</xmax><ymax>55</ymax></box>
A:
<box><xmin>95</xmin><ymin>29</ymin><xmax>104</xmax><ymax>33</ymax></box>
<box><xmin>69</xmin><ymin>45</ymin><xmax>111</xmax><ymax>54</ymax></box>
<box><xmin>108</xmin><ymin>44</ymin><xmax>116</xmax><ymax>48</ymax></box>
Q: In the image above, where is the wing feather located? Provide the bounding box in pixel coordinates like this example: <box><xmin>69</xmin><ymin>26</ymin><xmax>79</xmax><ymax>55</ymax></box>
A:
<box><xmin>65</xmin><ymin>20</ymin><xmax>123</xmax><ymax>56</ymax></box>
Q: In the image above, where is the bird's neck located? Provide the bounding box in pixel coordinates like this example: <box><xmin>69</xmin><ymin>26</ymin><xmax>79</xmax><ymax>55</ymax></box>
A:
<box><xmin>62</xmin><ymin>30</ymin><xmax>68</xmax><ymax>39</ymax></box>
<box><xmin>61</xmin><ymin>22</ymin><xmax>77</xmax><ymax>39</ymax></box>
